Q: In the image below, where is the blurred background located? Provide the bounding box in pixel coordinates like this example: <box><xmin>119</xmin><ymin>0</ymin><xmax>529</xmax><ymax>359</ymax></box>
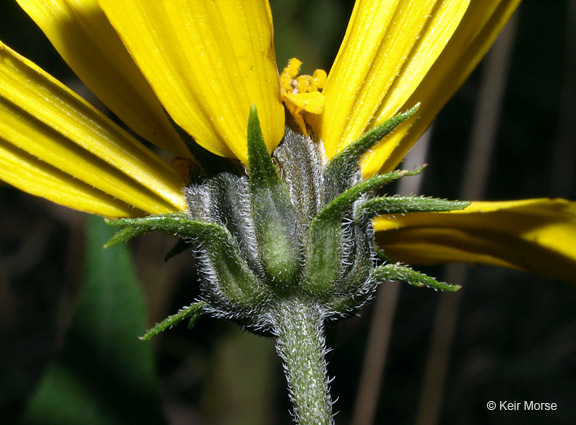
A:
<box><xmin>1</xmin><ymin>0</ymin><xmax>575</xmax><ymax>424</ymax></box>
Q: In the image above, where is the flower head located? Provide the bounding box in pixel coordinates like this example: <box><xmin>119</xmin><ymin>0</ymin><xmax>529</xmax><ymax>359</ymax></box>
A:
<box><xmin>1</xmin><ymin>0</ymin><xmax>576</xmax><ymax>286</ymax></box>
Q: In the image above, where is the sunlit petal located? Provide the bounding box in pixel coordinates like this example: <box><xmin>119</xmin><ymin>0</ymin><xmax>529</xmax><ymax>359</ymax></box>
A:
<box><xmin>0</xmin><ymin>42</ymin><xmax>187</xmax><ymax>215</ymax></box>
<box><xmin>16</xmin><ymin>0</ymin><xmax>190</xmax><ymax>157</ymax></box>
<box><xmin>99</xmin><ymin>0</ymin><xmax>285</xmax><ymax>164</ymax></box>
<box><xmin>370</xmin><ymin>0</ymin><xmax>521</xmax><ymax>174</ymax></box>
<box><xmin>318</xmin><ymin>0</ymin><xmax>468</xmax><ymax>169</ymax></box>
<box><xmin>374</xmin><ymin>199</ymin><xmax>576</xmax><ymax>283</ymax></box>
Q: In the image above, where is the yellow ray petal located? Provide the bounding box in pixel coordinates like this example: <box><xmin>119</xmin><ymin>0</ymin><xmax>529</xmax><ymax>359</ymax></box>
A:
<box><xmin>0</xmin><ymin>42</ymin><xmax>187</xmax><ymax>215</ymax></box>
<box><xmin>374</xmin><ymin>199</ymin><xmax>576</xmax><ymax>284</ymax></box>
<box><xmin>318</xmin><ymin>0</ymin><xmax>468</xmax><ymax>164</ymax></box>
<box><xmin>0</xmin><ymin>138</ymin><xmax>141</xmax><ymax>217</ymax></box>
<box><xmin>281</xmin><ymin>91</ymin><xmax>325</xmax><ymax>115</ymax></box>
<box><xmin>99</xmin><ymin>0</ymin><xmax>285</xmax><ymax>164</ymax></box>
<box><xmin>365</xmin><ymin>0</ymin><xmax>521</xmax><ymax>175</ymax></box>
<box><xmin>16</xmin><ymin>0</ymin><xmax>190</xmax><ymax>158</ymax></box>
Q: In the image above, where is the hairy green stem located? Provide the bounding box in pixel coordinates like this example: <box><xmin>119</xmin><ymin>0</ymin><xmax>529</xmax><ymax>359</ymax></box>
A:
<box><xmin>272</xmin><ymin>298</ymin><xmax>334</xmax><ymax>425</ymax></box>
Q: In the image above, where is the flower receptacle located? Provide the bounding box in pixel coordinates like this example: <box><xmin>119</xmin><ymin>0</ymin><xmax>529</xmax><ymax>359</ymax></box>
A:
<box><xmin>106</xmin><ymin>107</ymin><xmax>465</xmax><ymax>333</ymax></box>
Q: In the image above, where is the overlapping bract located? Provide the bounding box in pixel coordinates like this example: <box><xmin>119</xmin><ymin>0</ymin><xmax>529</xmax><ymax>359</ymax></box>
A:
<box><xmin>1</xmin><ymin>0</ymin><xmax>575</xmax><ymax>283</ymax></box>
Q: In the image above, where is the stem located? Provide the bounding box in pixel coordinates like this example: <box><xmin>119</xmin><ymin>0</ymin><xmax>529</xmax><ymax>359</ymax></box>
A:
<box><xmin>272</xmin><ymin>297</ymin><xmax>334</xmax><ymax>425</ymax></box>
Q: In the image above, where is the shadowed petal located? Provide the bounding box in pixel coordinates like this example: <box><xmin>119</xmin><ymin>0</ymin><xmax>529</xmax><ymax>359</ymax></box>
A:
<box><xmin>99</xmin><ymin>0</ymin><xmax>285</xmax><ymax>163</ymax></box>
<box><xmin>0</xmin><ymin>139</ymin><xmax>141</xmax><ymax>217</ymax></box>
<box><xmin>374</xmin><ymin>199</ymin><xmax>576</xmax><ymax>284</ymax></box>
<box><xmin>17</xmin><ymin>0</ymin><xmax>190</xmax><ymax>157</ymax></box>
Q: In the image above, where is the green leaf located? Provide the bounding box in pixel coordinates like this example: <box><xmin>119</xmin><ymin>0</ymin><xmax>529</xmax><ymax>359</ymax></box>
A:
<box><xmin>247</xmin><ymin>106</ymin><xmax>301</xmax><ymax>289</ymax></box>
<box><xmin>247</xmin><ymin>105</ymin><xmax>283</xmax><ymax>191</ymax></box>
<box><xmin>302</xmin><ymin>169</ymin><xmax>418</xmax><ymax>294</ymax></box>
<box><xmin>140</xmin><ymin>301</ymin><xmax>206</xmax><ymax>341</ymax></box>
<box><xmin>357</xmin><ymin>196</ymin><xmax>470</xmax><ymax>223</ymax></box>
<box><xmin>323</xmin><ymin>104</ymin><xmax>420</xmax><ymax>199</ymax></box>
<box><xmin>372</xmin><ymin>263</ymin><xmax>461</xmax><ymax>292</ymax></box>
<box><xmin>104</xmin><ymin>213</ymin><xmax>191</xmax><ymax>247</ymax></box>
<box><xmin>22</xmin><ymin>216</ymin><xmax>167</xmax><ymax>425</ymax></box>
<box><xmin>317</xmin><ymin>169</ymin><xmax>420</xmax><ymax>223</ymax></box>
<box><xmin>110</xmin><ymin>214</ymin><xmax>266</xmax><ymax>305</ymax></box>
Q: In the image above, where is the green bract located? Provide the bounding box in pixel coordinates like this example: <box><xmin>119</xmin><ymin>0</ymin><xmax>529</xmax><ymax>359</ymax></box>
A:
<box><xmin>107</xmin><ymin>106</ymin><xmax>466</xmax><ymax>337</ymax></box>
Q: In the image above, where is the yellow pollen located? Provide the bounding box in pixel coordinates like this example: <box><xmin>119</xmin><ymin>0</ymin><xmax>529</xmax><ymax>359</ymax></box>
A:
<box><xmin>281</xmin><ymin>58</ymin><xmax>326</xmax><ymax>96</ymax></box>
<box><xmin>283</xmin><ymin>57</ymin><xmax>303</xmax><ymax>79</ymax></box>
<box><xmin>280</xmin><ymin>58</ymin><xmax>327</xmax><ymax>135</ymax></box>
<box><xmin>280</xmin><ymin>72</ymin><xmax>293</xmax><ymax>93</ymax></box>
<box><xmin>313</xmin><ymin>69</ymin><xmax>327</xmax><ymax>90</ymax></box>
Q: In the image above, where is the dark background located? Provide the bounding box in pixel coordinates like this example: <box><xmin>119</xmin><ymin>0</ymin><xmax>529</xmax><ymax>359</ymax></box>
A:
<box><xmin>1</xmin><ymin>1</ymin><xmax>575</xmax><ymax>424</ymax></box>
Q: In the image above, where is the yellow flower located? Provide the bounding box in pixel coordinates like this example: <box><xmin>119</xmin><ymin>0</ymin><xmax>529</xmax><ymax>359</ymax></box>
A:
<box><xmin>1</xmin><ymin>0</ymin><xmax>575</xmax><ymax>282</ymax></box>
